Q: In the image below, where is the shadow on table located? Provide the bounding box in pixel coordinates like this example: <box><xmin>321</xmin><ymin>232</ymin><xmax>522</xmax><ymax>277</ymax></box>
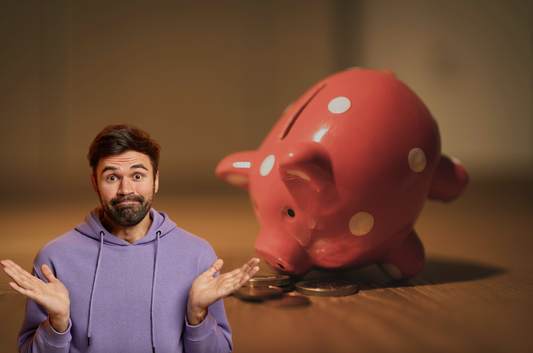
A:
<box><xmin>299</xmin><ymin>256</ymin><xmax>506</xmax><ymax>291</ymax></box>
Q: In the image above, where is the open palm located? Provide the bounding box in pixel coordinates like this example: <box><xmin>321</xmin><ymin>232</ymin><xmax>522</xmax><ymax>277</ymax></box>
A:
<box><xmin>1</xmin><ymin>259</ymin><xmax>70</xmax><ymax>332</ymax></box>
<box><xmin>187</xmin><ymin>258</ymin><xmax>260</xmax><ymax>325</ymax></box>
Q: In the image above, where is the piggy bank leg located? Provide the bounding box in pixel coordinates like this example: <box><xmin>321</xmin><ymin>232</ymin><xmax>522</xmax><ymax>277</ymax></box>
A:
<box><xmin>378</xmin><ymin>230</ymin><xmax>425</xmax><ymax>281</ymax></box>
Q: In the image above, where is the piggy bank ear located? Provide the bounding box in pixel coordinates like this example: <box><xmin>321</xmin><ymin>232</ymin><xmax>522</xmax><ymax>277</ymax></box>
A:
<box><xmin>279</xmin><ymin>142</ymin><xmax>334</xmax><ymax>193</ymax></box>
<box><xmin>216</xmin><ymin>150</ymin><xmax>255</xmax><ymax>190</ymax></box>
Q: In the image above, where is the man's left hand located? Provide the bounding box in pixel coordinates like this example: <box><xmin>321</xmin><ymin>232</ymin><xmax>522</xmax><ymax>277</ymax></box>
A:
<box><xmin>187</xmin><ymin>257</ymin><xmax>260</xmax><ymax>326</ymax></box>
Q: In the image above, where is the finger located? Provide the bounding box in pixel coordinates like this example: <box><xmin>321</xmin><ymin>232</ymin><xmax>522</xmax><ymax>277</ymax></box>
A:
<box><xmin>8</xmin><ymin>281</ymin><xmax>37</xmax><ymax>301</ymax></box>
<box><xmin>203</xmin><ymin>259</ymin><xmax>224</xmax><ymax>277</ymax></box>
<box><xmin>246</xmin><ymin>258</ymin><xmax>260</xmax><ymax>272</ymax></box>
<box><xmin>1</xmin><ymin>259</ymin><xmax>15</xmax><ymax>267</ymax></box>
<box><xmin>4</xmin><ymin>269</ymin><xmax>39</xmax><ymax>294</ymax></box>
<box><xmin>247</xmin><ymin>258</ymin><xmax>260</xmax><ymax>267</ymax></box>
<box><xmin>223</xmin><ymin>258</ymin><xmax>261</xmax><ymax>280</ymax></box>
<box><xmin>224</xmin><ymin>262</ymin><xmax>260</xmax><ymax>291</ymax></box>
<box><xmin>8</xmin><ymin>281</ymin><xmax>27</xmax><ymax>296</ymax></box>
<box><xmin>237</xmin><ymin>258</ymin><xmax>260</xmax><ymax>277</ymax></box>
<box><xmin>3</xmin><ymin>265</ymin><xmax>37</xmax><ymax>290</ymax></box>
<box><xmin>242</xmin><ymin>258</ymin><xmax>260</xmax><ymax>272</ymax></box>
<box><xmin>3</xmin><ymin>266</ymin><xmax>30</xmax><ymax>288</ymax></box>
<box><xmin>41</xmin><ymin>264</ymin><xmax>57</xmax><ymax>283</ymax></box>
<box><xmin>3</xmin><ymin>260</ymin><xmax>34</xmax><ymax>281</ymax></box>
<box><xmin>237</xmin><ymin>265</ymin><xmax>260</xmax><ymax>286</ymax></box>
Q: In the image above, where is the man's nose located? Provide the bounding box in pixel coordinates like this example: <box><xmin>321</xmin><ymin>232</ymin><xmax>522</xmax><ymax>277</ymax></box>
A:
<box><xmin>118</xmin><ymin>178</ymin><xmax>134</xmax><ymax>195</ymax></box>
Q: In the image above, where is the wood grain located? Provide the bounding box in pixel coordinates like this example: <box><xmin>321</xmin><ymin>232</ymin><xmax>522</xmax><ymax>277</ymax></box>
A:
<box><xmin>1</xmin><ymin>182</ymin><xmax>531</xmax><ymax>352</ymax></box>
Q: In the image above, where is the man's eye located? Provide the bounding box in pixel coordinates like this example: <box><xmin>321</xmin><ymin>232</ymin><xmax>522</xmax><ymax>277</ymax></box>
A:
<box><xmin>107</xmin><ymin>175</ymin><xmax>117</xmax><ymax>181</ymax></box>
<box><xmin>134</xmin><ymin>174</ymin><xmax>143</xmax><ymax>180</ymax></box>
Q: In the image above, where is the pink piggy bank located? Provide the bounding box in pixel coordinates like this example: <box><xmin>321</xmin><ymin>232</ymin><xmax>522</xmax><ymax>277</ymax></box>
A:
<box><xmin>216</xmin><ymin>68</ymin><xmax>468</xmax><ymax>280</ymax></box>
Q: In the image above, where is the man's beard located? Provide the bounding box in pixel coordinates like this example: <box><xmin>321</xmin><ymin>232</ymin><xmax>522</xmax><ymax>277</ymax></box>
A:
<box><xmin>100</xmin><ymin>188</ymin><xmax>155</xmax><ymax>227</ymax></box>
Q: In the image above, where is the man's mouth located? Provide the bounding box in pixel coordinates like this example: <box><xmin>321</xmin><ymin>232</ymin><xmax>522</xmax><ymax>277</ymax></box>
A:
<box><xmin>111</xmin><ymin>197</ymin><xmax>143</xmax><ymax>206</ymax></box>
<box><xmin>116</xmin><ymin>200</ymin><xmax>138</xmax><ymax>205</ymax></box>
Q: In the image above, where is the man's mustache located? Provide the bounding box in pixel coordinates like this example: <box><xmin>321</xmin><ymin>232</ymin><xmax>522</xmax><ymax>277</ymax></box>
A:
<box><xmin>110</xmin><ymin>195</ymin><xmax>145</xmax><ymax>206</ymax></box>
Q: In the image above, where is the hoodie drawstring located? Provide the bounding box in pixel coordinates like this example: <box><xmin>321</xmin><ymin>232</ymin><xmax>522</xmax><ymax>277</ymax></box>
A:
<box><xmin>85</xmin><ymin>229</ymin><xmax>161</xmax><ymax>350</ymax></box>
<box><xmin>87</xmin><ymin>231</ymin><xmax>105</xmax><ymax>346</ymax></box>
<box><xmin>151</xmin><ymin>230</ymin><xmax>161</xmax><ymax>353</ymax></box>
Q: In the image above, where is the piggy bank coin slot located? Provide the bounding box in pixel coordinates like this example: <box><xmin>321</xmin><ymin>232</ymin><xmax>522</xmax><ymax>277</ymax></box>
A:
<box><xmin>279</xmin><ymin>83</ymin><xmax>327</xmax><ymax>140</ymax></box>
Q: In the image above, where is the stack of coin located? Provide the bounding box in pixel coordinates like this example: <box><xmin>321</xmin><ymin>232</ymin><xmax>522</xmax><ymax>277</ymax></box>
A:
<box><xmin>295</xmin><ymin>279</ymin><xmax>358</xmax><ymax>297</ymax></box>
<box><xmin>233</xmin><ymin>286</ymin><xmax>283</xmax><ymax>302</ymax></box>
<box><xmin>245</xmin><ymin>275</ymin><xmax>292</xmax><ymax>287</ymax></box>
<box><xmin>234</xmin><ymin>274</ymin><xmax>293</xmax><ymax>302</ymax></box>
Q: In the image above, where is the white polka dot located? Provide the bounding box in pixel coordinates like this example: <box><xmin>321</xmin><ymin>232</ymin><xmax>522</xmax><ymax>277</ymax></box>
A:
<box><xmin>328</xmin><ymin>97</ymin><xmax>351</xmax><ymax>114</ymax></box>
<box><xmin>382</xmin><ymin>263</ymin><xmax>402</xmax><ymax>281</ymax></box>
<box><xmin>450</xmin><ymin>156</ymin><xmax>462</xmax><ymax>165</ymax></box>
<box><xmin>232</xmin><ymin>161</ymin><xmax>251</xmax><ymax>168</ymax></box>
<box><xmin>286</xmin><ymin>169</ymin><xmax>310</xmax><ymax>181</ymax></box>
<box><xmin>260</xmin><ymin>155</ymin><xmax>275</xmax><ymax>176</ymax></box>
<box><xmin>349</xmin><ymin>212</ymin><xmax>374</xmax><ymax>236</ymax></box>
<box><xmin>408</xmin><ymin>148</ymin><xmax>426</xmax><ymax>172</ymax></box>
<box><xmin>225</xmin><ymin>173</ymin><xmax>249</xmax><ymax>186</ymax></box>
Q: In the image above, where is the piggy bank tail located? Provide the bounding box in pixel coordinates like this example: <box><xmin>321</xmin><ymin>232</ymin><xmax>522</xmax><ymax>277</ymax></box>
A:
<box><xmin>428</xmin><ymin>154</ymin><xmax>469</xmax><ymax>202</ymax></box>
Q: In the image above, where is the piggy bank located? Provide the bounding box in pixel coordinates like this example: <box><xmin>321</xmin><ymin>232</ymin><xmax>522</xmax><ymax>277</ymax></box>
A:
<box><xmin>216</xmin><ymin>68</ymin><xmax>468</xmax><ymax>280</ymax></box>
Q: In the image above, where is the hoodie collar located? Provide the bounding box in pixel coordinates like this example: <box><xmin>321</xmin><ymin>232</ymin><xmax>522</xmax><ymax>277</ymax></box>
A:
<box><xmin>75</xmin><ymin>207</ymin><xmax>177</xmax><ymax>245</ymax></box>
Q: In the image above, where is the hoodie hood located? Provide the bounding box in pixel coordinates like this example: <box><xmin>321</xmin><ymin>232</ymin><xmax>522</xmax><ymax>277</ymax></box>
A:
<box><xmin>75</xmin><ymin>207</ymin><xmax>177</xmax><ymax>245</ymax></box>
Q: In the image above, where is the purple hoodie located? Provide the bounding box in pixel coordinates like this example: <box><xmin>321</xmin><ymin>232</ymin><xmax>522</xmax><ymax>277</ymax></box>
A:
<box><xmin>18</xmin><ymin>208</ymin><xmax>233</xmax><ymax>353</ymax></box>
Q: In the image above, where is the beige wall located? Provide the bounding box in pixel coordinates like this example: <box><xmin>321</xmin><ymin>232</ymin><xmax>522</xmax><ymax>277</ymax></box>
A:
<box><xmin>1</xmin><ymin>0</ymin><xmax>531</xmax><ymax>196</ymax></box>
<box><xmin>359</xmin><ymin>0</ymin><xmax>533</xmax><ymax>181</ymax></box>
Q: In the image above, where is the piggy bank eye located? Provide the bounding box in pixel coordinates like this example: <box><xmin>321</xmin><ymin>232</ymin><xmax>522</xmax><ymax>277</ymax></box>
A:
<box><xmin>287</xmin><ymin>209</ymin><xmax>295</xmax><ymax>217</ymax></box>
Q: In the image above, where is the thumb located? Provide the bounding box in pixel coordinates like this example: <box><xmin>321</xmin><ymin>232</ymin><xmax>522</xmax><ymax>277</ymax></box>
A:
<box><xmin>41</xmin><ymin>264</ymin><xmax>57</xmax><ymax>283</ymax></box>
<box><xmin>203</xmin><ymin>259</ymin><xmax>223</xmax><ymax>278</ymax></box>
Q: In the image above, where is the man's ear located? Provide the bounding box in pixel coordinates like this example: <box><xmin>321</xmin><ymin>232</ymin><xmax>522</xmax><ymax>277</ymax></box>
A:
<box><xmin>90</xmin><ymin>174</ymin><xmax>99</xmax><ymax>195</ymax></box>
<box><xmin>154</xmin><ymin>171</ymin><xmax>159</xmax><ymax>193</ymax></box>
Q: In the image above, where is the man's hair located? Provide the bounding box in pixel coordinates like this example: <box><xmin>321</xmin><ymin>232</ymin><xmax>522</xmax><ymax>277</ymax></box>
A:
<box><xmin>88</xmin><ymin>124</ymin><xmax>161</xmax><ymax>178</ymax></box>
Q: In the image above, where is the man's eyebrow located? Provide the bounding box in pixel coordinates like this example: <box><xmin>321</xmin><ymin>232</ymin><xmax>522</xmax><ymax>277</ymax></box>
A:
<box><xmin>131</xmin><ymin>164</ymin><xmax>149</xmax><ymax>171</ymax></box>
<box><xmin>100</xmin><ymin>164</ymin><xmax>149</xmax><ymax>174</ymax></box>
<box><xmin>101</xmin><ymin>166</ymin><xmax>118</xmax><ymax>174</ymax></box>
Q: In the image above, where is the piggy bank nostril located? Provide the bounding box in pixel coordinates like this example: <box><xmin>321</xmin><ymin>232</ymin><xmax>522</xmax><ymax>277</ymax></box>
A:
<box><xmin>287</xmin><ymin>209</ymin><xmax>295</xmax><ymax>217</ymax></box>
<box><xmin>277</xmin><ymin>263</ymin><xmax>285</xmax><ymax>269</ymax></box>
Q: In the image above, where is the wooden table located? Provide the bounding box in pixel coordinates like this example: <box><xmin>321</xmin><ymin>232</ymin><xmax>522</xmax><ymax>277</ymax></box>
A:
<box><xmin>1</xmin><ymin>182</ymin><xmax>532</xmax><ymax>352</ymax></box>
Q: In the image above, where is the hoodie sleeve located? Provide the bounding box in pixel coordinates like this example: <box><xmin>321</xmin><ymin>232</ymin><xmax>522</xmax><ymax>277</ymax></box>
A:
<box><xmin>17</xmin><ymin>266</ymin><xmax>72</xmax><ymax>353</ymax></box>
<box><xmin>183</xmin><ymin>248</ymin><xmax>233</xmax><ymax>353</ymax></box>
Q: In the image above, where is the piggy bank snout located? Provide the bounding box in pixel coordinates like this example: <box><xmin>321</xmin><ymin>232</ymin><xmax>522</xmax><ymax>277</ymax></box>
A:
<box><xmin>254</xmin><ymin>231</ymin><xmax>312</xmax><ymax>276</ymax></box>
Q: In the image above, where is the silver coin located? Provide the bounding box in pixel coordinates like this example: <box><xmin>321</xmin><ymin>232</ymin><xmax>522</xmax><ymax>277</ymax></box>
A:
<box><xmin>265</xmin><ymin>293</ymin><xmax>311</xmax><ymax>307</ymax></box>
<box><xmin>234</xmin><ymin>286</ymin><xmax>283</xmax><ymax>302</ymax></box>
<box><xmin>295</xmin><ymin>279</ymin><xmax>358</xmax><ymax>297</ymax></box>
<box><xmin>245</xmin><ymin>274</ymin><xmax>291</xmax><ymax>287</ymax></box>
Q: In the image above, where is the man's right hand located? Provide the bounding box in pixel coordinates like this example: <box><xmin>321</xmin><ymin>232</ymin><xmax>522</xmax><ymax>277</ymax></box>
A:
<box><xmin>1</xmin><ymin>259</ymin><xmax>70</xmax><ymax>333</ymax></box>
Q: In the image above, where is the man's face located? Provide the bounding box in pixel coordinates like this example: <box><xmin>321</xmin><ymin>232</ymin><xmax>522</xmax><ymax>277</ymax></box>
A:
<box><xmin>91</xmin><ymin>150</ymin><xmax>159</xmax><ymax>227</ymax></box>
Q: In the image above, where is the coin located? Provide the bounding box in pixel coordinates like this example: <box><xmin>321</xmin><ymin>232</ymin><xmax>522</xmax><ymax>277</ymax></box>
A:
<box><xmin>234</xmin><ymin>286</ymin><xmax>283</xmax><ymax>302</ymax></box>
<box><xmin>265</xmin><ymin>293</ymin><xmax>311</xmax><ymax>307</ymax></box>
<box><xmin>295</xmin><ymin>279</ymin><xmax>358</xmax><ymax>297</ymax></box>
<box><xmin>245</xmin><ymin>274</ymin><xmax>291</xmax><ymax>287</ymax></box>
<box><xmin>278</xmin><ymin>283</ymin><xmax>295</xmax><ymax>292</ymax></box>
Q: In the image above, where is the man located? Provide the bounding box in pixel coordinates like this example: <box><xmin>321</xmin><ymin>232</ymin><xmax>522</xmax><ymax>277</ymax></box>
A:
<box><xmin>1</xmin><ymin>124</ymin><xmax>259</xmax><ymax>352</ymax></box>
